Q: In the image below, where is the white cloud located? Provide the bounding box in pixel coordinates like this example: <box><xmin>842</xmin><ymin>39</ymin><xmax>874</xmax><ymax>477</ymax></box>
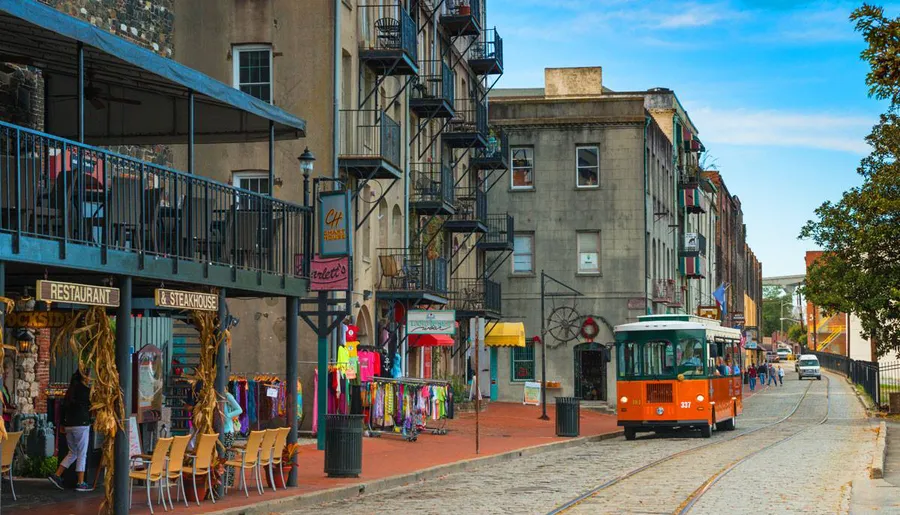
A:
<box><xmin>690</xmin><ymin>106</ymin><xmax>874</xmax><ymax>154</ymax></box>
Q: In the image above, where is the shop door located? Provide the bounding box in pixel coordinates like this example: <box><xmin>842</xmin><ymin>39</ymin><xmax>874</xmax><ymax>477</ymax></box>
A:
<box><xmin>574</xmin><ymin>343</ymin><xmax>608</xmax><ymax>401</ymax></box>
<box><xmin>490</xmin><ymin>347</ymin><xmax>498</xmax><ymax>401</ymax></box>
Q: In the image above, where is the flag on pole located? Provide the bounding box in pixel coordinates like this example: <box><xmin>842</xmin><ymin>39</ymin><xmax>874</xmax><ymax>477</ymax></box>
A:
<box><xmin>713</xmin><ymin>283</ymin><xmax>727</xmax><ymax>316</ymax></box>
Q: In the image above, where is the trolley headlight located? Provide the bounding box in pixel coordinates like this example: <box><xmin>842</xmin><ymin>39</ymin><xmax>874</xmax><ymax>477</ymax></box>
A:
<box><xmin>619</xmin><ymin>396</ymin><xmax>628</xmax><ymax>404</ymax></box>
<box><xmin>696</xmin><ymin>395</ymin><xmax>705</xmax><ymax>402</ymax></box>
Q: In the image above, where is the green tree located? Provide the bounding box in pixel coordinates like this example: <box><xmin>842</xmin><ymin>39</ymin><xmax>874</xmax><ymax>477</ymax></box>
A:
<box><xmin>800</xmin><ymin>3</ymin><xmax>900</xmax><ymax>357</ymax></box>
<box><xmin>787</xmin><ymin>324</ymin><xmax>807</xmax><ymax>347</ymax></box>
<box><xmin>761</xmin><ymin>288</ymin><xmax>791</xmax><ymax>338</ymax></box>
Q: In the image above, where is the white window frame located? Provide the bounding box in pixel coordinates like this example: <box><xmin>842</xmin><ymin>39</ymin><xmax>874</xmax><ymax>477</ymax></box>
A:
<box><xmin>576</xmin><ymin>145</ymin><xmax>600</xmax><ymax>189</ymax></box>
<box><xmin>510</xmin><ymin>146</ymin><xmax>534</xmax><ymax>190</ymax></box>
<box><xmin>512</xmin><ymin>233</ymin><xmax>534</xmax><ymax>275</ymax></box>
<box><xmin>232</xmin><ymin>171</ymin><xmax>270</xmax><ymax>209</ymax></box>
<box><xmin>232</xmin><ymin>44</ymin><xmax>274</xmax><ymax>104</ymax></box>
<box><xmin>576</xmin><ymin>231</ymin><xmax>600</xmax><ymax>274</ymax></box>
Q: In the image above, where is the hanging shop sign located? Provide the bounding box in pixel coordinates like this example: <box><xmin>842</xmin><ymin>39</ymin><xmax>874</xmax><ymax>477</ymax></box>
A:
<box><xmin>318</xmin><ymin>190</ymin><xmax>351</xmax><ymax>257</ymax></box>
<box><xmin>732</xmin><ymin>311</ymin><xmax>745</xmax><ymax>323</ymax></box>
<box><xmin>697</xmin><ymin>305</ymin><xmax>721</xmax><ymax>320</ymax></box>
<box><xmin>310</xmin><ymin>256</ymin><xmax>350</xmax><ymax>291</ymax></box>
<box><xmin>154</xmin><ymin>288</ymin><xmax>218</xmax><ymax>311</ymax></box>
<box><xmin>407</xmin><ymin>310</ymin><xmax>456</xmax><ymax>335</ymax></box>
<box><xmin>4</xmin><ymin>311</ymin><xmax>76</xmax><ymax>329</ymax></box>
<box><xmin>36</xmin><ymin>280</ymin><xmax>119</xmax><ymax>307</ymax></box>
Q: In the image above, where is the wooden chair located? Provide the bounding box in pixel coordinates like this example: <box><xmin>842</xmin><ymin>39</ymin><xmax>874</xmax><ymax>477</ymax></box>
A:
<box><xmin>257</xmin><ymin>429</ymin><xmax>279</xmax><ymax>492</ymax></box>
<box><xmin>225</xmin><ymin>430</ymin><xmax>265</xmax><ymax>497</ymax></box>
<box><xmin>183</xmin><ymin>432</ymin><xmax>219</xmax><ymax>505</ymax></box>
<box><xmin>1</xmin><ymin>431</ymin><xmax>23</xmax><ymax>500</ymax></box>
<box><xmin>129</xmin><ymin>436</ymin><xmax>173</xmax><ymax>514</ymax></box>
<box><xmin>269</xmin><ymin>427</ymin><xmax>291</xmax><ymax>488</ymax></box>
<box><xmin>163</xmin><ymin>435</ymin><xmax>191</xmax><ymax>508</ymax></box>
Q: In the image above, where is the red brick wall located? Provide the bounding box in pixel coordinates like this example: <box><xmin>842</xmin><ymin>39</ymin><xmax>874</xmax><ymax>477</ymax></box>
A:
<box><xmin>35</xmin><ymin>328</ymin><xmax>51</xmax><ymax>413</ymax></box>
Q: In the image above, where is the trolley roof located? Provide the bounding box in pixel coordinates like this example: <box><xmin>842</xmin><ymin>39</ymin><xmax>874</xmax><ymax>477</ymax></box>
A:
<box><xmin>614</xmin><ymin>314</ymin><xmax>742</xmax><ymax>339</ymax></box>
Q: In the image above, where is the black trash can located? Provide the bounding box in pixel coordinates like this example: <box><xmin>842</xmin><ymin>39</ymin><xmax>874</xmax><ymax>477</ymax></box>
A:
<box><xmin>555</xmin><ymin>397</ymin><xmax>580</xmax><ymax>437</ymax></box>
<box><xmin>324</xmin><ymin>414</ymin><xmax>364</xmax><ymax>478</ymax></box>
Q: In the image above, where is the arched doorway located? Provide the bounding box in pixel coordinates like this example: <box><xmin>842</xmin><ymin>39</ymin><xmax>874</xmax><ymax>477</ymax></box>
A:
<box><xmin>574</xmin><ymin>342</ymin><xmax>609</xmax><ymax>401</ymax></box>
<box><xmin>357</xmin><ymin>305</ymin><xmax>373</xmax><ymax>347</ymax></box>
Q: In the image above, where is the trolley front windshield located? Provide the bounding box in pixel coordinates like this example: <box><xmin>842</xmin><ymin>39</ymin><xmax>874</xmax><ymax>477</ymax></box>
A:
<box><xmin>615</xmin><ymin>329</ymin><xmax>707</xmax><ymax>380</ymax></box>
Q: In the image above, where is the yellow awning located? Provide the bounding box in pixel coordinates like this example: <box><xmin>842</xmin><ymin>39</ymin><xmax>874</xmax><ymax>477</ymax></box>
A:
<box><xmin>485</xmin><ymin>322</ymin><xmax>525</xmax><ymax>348</ymax></box>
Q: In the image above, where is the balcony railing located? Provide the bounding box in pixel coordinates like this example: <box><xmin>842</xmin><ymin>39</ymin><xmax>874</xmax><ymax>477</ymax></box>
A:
<box><xmin>376</xmin><ymin>247</ymin><xmax>448</xmax><ymax>294</ymax></box>
<box><xmin>469</xmin><ymin>28</ymin><xmax>504</xmax><ymax>75</ymax></box>
<box><xmin>472</xmin><ymin>128</ymin><xmax>509</xmax><ymax>169</ymax></box>
<box><xmin>450</xmin><ymin>185</ymin><xmax>487</xmax><ymax>226</ymax></box>
<box><xmin>439</xmin><ymin>0</ymin><xmax>482</xmax><ymax>36</ymax></box>
<box><xmin>339</xmin><ymin>109</ymin><xmax>401</xmax><ymax>168</ymax></box>
<box><xmin>449</xmin><ymin>277</ymin><xmax>501</xmax><ymax>315</ymax></box>
<box><xmin>410</xmin><ymin>161</ymin><xmax>455</xmax><ymax>207</ymax></box>
<box><xmin>447</xmin><ymin>99</ymin><xmax>488</xmax><ymax>139</ymax></box>
<box><xmin>481</xmin><ymin>213</ymin><xmax>514</xmax><ymax>248</ymax></box>
<box><xmin>0</xmin><ymin>120</ymin><xmax>310</xmax><ymax>278</ymax></box>
<box><xmin>358</xmin><ymin>3</ymin><xmax>418</xmax><ymax>64</ymax></box>
<box><xmin>411</xmin><ymin>60</ymin><xmax>455</xmax><ymax>104</ymax></box>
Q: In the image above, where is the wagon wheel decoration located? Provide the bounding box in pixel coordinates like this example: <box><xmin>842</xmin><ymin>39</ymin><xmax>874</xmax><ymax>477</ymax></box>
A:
<box><xmin>546</xmin><ymin>305</ymin><xmax>581</xmax><ymax>348</ymax></box>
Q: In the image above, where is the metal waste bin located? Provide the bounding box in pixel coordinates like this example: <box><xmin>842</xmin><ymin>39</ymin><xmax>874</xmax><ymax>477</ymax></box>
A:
<box><xmin>555</xmin><ymin>397</ymin><xmax>580</xmax><ymax>437</ymax></box>
<box><xmin>324</xmin><ymin>414</ymin><xmax>364</xmax><ymax>478</ymax></box>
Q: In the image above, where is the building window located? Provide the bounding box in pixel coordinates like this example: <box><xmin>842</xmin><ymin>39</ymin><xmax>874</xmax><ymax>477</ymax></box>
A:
<box><xmin>233</xmin><ymin>171</ymin><xmax>270</xmax><ymax>209</ymax></box>
<box><xmin>577</xmin><ymin>231</ymin><xmax>600</xmax><ymax>274</ymax></box>
<box><xmin>511</xmin><ymin>147</ymin><xmax>534</xmax><ymax>189</ymax></box>
<box><xmin>576</xmin><ymin>146</ymin><xmax>600</xmax><ymax>188</ymax></box>
<box><xmin>512</xmin><ymin>234</ymin><xmax>534</xmax><ymax>274</ymax></box>
<box><xmin>233</xmin><ymin>45</ymin><xmax>273</xmax><ymax>103</ymax></box>
<box><xmin>511</xmin><ymin>342</ymin><xmax>535</xmax><ymax>381</ymax></box>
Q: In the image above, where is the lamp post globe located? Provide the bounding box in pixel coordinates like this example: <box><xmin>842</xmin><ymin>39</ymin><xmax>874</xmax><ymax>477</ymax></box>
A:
<box><xmin>298</xmin><ymin>147</ymin><xmax>316</xmax><ymax>178</ymax></box>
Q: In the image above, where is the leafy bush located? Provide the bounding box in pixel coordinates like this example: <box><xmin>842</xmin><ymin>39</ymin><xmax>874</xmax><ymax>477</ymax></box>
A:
<box><xmin>19</xmin><ymin>455</ymin><xmax>58</xmax><ymax>478</ymax></box>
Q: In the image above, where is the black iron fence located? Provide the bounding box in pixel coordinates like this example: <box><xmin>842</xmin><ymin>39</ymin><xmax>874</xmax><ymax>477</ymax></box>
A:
<box><xmin>808</xmin><ymin>350</ymin><xmax>883</xmax><ymax>408</ymax></box>
<box><xmin>453</xmin><ymin>185</ymin><xmax>487</xmax><ymax>225</ymax></box>
<box><xmin>376</xmin><ymin>247</ymin><xmax>448</xmax><ymax>294</ymax></box>
<box><xmin>410</xmin><ymin>161</ymin><xmax>455</xmax><ymax>206</ymax></box>
<box><xmin>0</xmin><ymin>120</ymin><xmax>310</xmax><ymax>278</ymax></box>
<box><xmin>339</xmin><ymin>109</ymin><xmax>401</xmax><ymax>168</ymax></box>
<box><xmin>442</xmin><ymin>0</ymin><xmax>482</xmax><ymax>21</ymax></box>
<box><xmin>482</xmin><ymin>213</ymin><xmax>513</xmax><ymax>247</ymax></box>
<box><xmin>358</xmin><ymin>2</ymin><xmax>417</xmax><ymax>62</ymax></box>
<box><xmin>411</xmin><ymin>60</ymin><xmax>455</xmax><ymax>103</ymax></box>
<box><xmin>470</xmin><ymin>28</ymin><xmax>503</xmax><ymax>69</ymax></box>
<box><xmin>448</xmin><ymin>277</ymin><xmax>500</xmax><ymax>314</ymax></box>
<box><xmin>474</xmin><ymin>129</ymin><xmax>508</xmax><ymax>163</ymax></box>
<box><xmin>448</xmin><ymin>98</ymin><xmax>488</xmax><ymax>136</ymax></box>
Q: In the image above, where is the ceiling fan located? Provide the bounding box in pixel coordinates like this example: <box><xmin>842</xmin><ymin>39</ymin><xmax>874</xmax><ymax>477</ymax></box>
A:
<box><xmin>50</xmin><ymin>72</ymin><xmax>142</xmax><ymax>110</ymax></box>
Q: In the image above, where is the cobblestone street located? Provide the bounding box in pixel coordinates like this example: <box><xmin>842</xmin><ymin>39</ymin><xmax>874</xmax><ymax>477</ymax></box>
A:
<box><xmin>303</xmin><ymin>372</ymin><xmax>876</xmax><ymax>515</ymax></box>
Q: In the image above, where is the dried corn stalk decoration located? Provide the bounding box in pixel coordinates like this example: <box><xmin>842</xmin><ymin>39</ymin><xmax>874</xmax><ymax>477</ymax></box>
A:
<box><xmin>0</xmin><ymin>296</ymin><xmax>15</xmax><ymax>442</ymax></box>
<box><xmin>190</xmin><ymin>309</ymin><xmax>230</xmax><ymax>442</ymax></box>
<box><xmin>52</xmin><ymin>306</ymin><xmax>124</xmax><ymax>515</ymax></box>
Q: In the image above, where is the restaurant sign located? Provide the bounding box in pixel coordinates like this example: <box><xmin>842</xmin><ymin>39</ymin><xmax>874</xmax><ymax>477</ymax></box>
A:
<box><xmin>310</xmin><ymin>256</ymin><xmax>349</xmax><ymax>291</ymax></box>
<box><xmin>5</xmin><ymin>311</ymin><xmax>77</xmax><ymax>329</ymax></box>
<box><xmin>318</xmin><ymin>191</ymin><xmax>351</xmax><ymax>257</ymax></box>
<box><xmin>697</xmin><ymin>305</ymin><xmax>720</xmax><ymax>320</ymax></box>
<box><xmin>37</xmin><ymin>280</ymin><xmax>119</xmax><ymax>307</ymax></box>
<box><xmin>154</xmin><ymin>289</ymin><xmax>218</xmax><ymax>311</ymax></box>
<box><xmin>407</xmin><ymin>310</ymin><xmax>456</xmax><ymax>336</ymax></box>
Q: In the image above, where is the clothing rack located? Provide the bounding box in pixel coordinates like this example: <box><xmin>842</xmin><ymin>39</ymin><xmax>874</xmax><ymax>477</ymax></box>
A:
<box><xmin>364</xmin><ymin>377</ymin><xmax>451</xmax><ymax>441</ymax></box>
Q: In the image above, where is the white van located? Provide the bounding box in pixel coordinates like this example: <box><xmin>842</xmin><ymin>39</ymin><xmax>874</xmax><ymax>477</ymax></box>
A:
<box><xmin>797</xmin><ymin>354</ymin><xmax>821</xmax><ymax>380</ymax></box>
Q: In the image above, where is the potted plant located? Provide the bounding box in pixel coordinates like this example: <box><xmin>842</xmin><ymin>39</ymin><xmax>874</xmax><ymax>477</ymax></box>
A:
<box><xmin>458</xmin><ymin>0</ymin><xmax>471</xmax><ymax>15</ymax></box>
<box><xmin>424</xmin><ymin>218</ymin><xmax>444</xmax><ymax>260</ymax></box>
<box><xmin>183</xmin><ymin>455</ymin><xmax>227</xmax><ymax>502</ymax></box>
<box><xmin>264</xmin><ymin>443</ymin><xmax>301</xmax><ymax>489</ymax></box>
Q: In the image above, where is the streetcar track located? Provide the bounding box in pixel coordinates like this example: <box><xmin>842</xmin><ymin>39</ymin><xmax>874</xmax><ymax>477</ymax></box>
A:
<box><xmin>676</xmin><ymin>375</ymin><xmax>831</xmax><ymax>514</ymax></box>
<box><xmin>545</xmin><ymin>379</ymin><xmax>820</xmax><ymax>515</ymax></box>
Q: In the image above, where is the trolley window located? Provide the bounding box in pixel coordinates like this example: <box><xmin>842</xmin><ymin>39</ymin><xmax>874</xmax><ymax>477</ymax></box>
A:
<box><xmin>677</xmin><ymin>337</ymin><xmax>705</xmax><ymax>377</ymax></box>
<box><xmin>618</xmin><ymin>342</ymin><xmax>640</xmax><ymax>378</ymax></box>
<box><xmin>642</xmin><ymin>340</ymin><xmax>676</xmax><ymax>378</ymax></box>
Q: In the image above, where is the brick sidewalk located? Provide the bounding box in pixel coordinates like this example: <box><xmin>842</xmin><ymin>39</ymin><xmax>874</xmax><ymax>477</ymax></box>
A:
<box><xmin>4</xmin><ymin>403</ymin><xmax>617</xmax><ymax>515</ymax></box>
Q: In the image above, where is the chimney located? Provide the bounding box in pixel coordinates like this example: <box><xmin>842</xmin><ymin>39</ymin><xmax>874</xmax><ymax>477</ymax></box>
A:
<box><xmin>544</xmin><ymin>67</ymin><xmax>603</xmax><ymax>98</ymax></box>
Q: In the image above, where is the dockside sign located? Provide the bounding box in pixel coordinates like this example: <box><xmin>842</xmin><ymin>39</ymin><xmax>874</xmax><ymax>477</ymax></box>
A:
<box><xmin>154</xmin><ymin>289</ymin><xmax>218</xmax><ymax>311</ymax></box>
<box><xmin>37</xmin><ymin>280</ymin><xmax>120</xmax><ymax>307</ymax></box>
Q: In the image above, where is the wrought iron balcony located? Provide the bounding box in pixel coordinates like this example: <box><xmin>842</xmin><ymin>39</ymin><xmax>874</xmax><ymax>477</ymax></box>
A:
<box><xmin>376</xmin><ymin>247</ymin><xmax>449</xmax><ymax>302</ymax></box>
<box><xmin>0</xmin><ymin>120</ymin><xmax>310</xmax><ymax>286</ymax></box>
<box><xmin>444</xmin><ymin>99</ymin><xmax>488</xmax><ymax>149</ymax></box>
<box><xmin>358</xmin><ymin>2</ymin><xmax>418</xmax><ymax>76</ymax></box>
<box><xmin>469</xmin><ymin>28</ymin><xmax>503</xmax><ymax>75</ymax></box>
<box><xmin>439</xmin><ymin>0</ymin><xmax>482</xmax><ymax>37</ymax></box>
<box><xmin>338</xmin><ymin>109</ymin><xmax>402</xmax><ymax>180</ymax></box>
<box><xmin>680</xmin><ymin>254</ymin><xmax>707</xmax><ymax>279</ymax></box>
<box><xmin>478</xmin><ymin>213</ymin><xmax>514</xmax><ymax>251</ymax></box>
<box><xmin>471</xmin><ymin>128</ymin><xmax>509</xmax><ymax>170</ymax></box>
<box><xmin>449</xmin><ymin>277</ymin><xmax>501</xmax><ymax>318</ymax></box>
<box><xmin>445</xmin><ymin>184</ymin><xmax>487</xmax><ymax>233</ymax></box>
<box><xmin>410</xmin><ymin>60</ymin><xmax>456</xmax><ymax>119</ymax></box>
<box><xmin>410</xmin><ymin>161</ymin><xmax>456</xmax><ymax>215</ymax></box>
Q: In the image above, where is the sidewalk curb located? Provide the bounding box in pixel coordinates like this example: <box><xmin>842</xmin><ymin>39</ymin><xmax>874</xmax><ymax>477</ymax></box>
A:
<box><xmin>872</xmin><ymin>421</ymin><xmax>887</xmax><ymax>479</ymax></box>
<box><xmin>207</xmin><ymin>430</ymin><xmax>624</xmax><ymax>515</ymax></box>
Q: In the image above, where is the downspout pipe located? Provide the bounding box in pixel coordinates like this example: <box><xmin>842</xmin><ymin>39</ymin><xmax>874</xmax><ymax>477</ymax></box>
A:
<box><xmin>643</xmin><ymin>115</ymin><xmax>651</xmax><ymax>315</ymax></box>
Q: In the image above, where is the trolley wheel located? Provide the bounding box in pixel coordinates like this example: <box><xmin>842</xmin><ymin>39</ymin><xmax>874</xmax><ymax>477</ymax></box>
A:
<box><xmin>699</xmin><ymin>424</ymin><xmax>712</xmax><ymax>438</ymax></box>
<box><xmin>624</xmin><ymin>428</ymin><xmax>637</xmax><ymax>441</ymax></box>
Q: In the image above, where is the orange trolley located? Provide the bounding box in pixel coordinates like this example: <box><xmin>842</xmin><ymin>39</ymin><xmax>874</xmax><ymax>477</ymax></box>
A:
<box><xmin>614</xmin><ymin>315</ymin><xmax>743</xmax><ymax>440</ymax></box>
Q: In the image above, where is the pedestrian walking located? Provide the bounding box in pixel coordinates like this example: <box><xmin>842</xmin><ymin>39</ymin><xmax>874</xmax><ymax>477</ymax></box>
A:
<box><xmin>48</xmin><ymin>370</ymin><xmax>93</xmax><ymax>492</ymax></box>
<box><xmin>748</xmin><ymin>364</ymin><xmax>758</xmax><ymax>391</ymax></box>
<box><xmin>777</xmin><ymin>365</ymin><xmax>785</xmax><ymax>386</ymax></box>
<box><xmin>767</xmin><ymin>363</ymin><xmax>777</xmax><ymax>386</ymax></box>
<box><xmin>758</xmin><ymin>363</ymin><xmax>767</xmax><ymax>386</ymax></box>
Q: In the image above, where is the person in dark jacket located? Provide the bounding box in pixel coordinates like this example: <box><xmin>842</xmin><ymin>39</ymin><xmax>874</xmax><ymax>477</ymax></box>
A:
<box><xmin>48</xmin><ymin>370</ymin><xmax>92</xmax><ymax>492</ymax></box>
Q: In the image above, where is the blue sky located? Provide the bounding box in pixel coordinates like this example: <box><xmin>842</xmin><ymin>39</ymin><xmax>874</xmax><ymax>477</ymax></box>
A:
<box><xmin>489</xmin><ymin>0</ymin><xmax>888</xmax><ymax>276</ymax></box>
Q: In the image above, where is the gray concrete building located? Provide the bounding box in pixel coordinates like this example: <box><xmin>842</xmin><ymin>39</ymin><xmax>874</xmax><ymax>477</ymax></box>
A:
<box><xmin>487</xmin><ymin>67</ymin><xmax>710</xmax><ymax>405</ymax></box>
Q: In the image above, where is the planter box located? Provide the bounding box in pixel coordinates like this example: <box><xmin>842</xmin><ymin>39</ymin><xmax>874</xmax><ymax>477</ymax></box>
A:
<box><xmin>182</xmin><ymin>473</ymin><xmax>209</xmax><ymax>503</ymax></box>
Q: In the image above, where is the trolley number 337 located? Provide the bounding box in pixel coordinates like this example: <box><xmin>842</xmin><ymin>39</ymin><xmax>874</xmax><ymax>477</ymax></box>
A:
<box><xmin>679</xmin><ymin>401</ymin><xmax>691</xmax><ymax>408</ymax></box>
